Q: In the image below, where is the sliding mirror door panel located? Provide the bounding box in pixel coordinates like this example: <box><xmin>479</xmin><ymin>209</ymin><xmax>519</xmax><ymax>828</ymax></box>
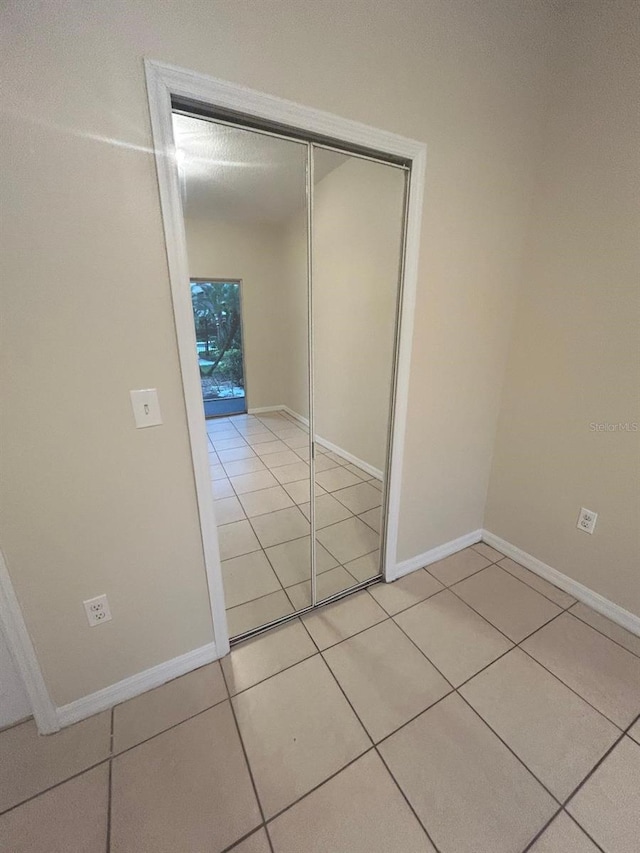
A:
<box><xmin>311</xmin><ymin>147</ymin><xmax>407</xmax><ymax>597</ymax></box>
<box><xmin>172</xmin><ymin>113</ymin><xmax>313</xmax><ymax>637</ymax></box>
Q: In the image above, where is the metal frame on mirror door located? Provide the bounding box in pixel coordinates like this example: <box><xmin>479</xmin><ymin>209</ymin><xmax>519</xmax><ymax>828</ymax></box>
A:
<box><xmin>306</xmin><ymin>142</ymin><xmax>317</xmax><ymax>609</ymax></box>
<box><xmin>380</xmin><ymin>168</ymin><xmax>412</xmax><ymax>583</ymax></box>
<box><xmin>145</xmin><ymin>59</ymin><xmax>427</xmax><ymax>653</ymax></box>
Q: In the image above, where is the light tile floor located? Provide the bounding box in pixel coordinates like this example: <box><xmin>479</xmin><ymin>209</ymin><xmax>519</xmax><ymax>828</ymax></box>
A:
<box><xmin>2</xmin><ymin>545</ymin><xmax>640</xmax><ymax>852</ymax></box>
<box><xmin>208</xmin><ymin>411</ymin><xmax>383</xmax><ymax>637</ymax></box>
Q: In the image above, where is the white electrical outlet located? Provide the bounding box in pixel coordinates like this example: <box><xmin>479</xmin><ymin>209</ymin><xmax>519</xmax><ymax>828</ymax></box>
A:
<box><xmin>83</xmin><ymin>594</ymin><xmax>112</xmax><ymax>627</ymax></box>
<box><xmin>577</xmin><ymin>507</ymin><xmax>598</xmax><ymax>534</ymax></box>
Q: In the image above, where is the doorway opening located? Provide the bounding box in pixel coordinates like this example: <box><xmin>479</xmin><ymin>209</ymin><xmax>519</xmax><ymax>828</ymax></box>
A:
<box><xmin>190</xmin><ymin>279</ymin><xmax>247</xmax><ymax>418</ymax></box>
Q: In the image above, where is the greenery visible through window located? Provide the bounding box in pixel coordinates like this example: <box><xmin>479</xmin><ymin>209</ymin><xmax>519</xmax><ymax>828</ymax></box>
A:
<box><xmin>190</xmin><ymin>280</ymin><xmax>245</xmax><ymax>402</ymax></box>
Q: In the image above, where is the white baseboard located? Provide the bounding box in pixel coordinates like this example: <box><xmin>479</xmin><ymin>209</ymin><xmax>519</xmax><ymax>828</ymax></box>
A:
<box><xmin>56</xmin><ymin>641</ymin><xmax>219</xmax><ymax>728</ymax></box>
<box><xmin>280</xmin><ymin>407</ymin><xmax>383</xmax><ymax>480</ymax></box>
<box><xmin>54</xmin><ymin>528</ymin><xmax>639</xmax><ymax>730</ymax></box>
<box><xmin>482</xmin><ymin>530</ymin><xmax>640</xmax><ymax>638</ymax></box>
<box><xmin>391</xmin><ymin>528</ymin><xmax>640</xmax><ymax>640</ymax></box>
<box><xmin>391</xmin><ymin>529</ymin><xmax>483</xmax><ymax>580</ymax></box>
<box><xmin>247</xmin><ymin>406</ymin><xmax>284</xmax><ymax>415</ymax></box>
<box><xmin>315</xmin><ymin>434</ymin><xmax>383</xmax><ymax>480</ymax></box>
<box><xmin>248</xmin><ymin>405</ymin><xmax>383</xmax><ymax>479</ymax></box>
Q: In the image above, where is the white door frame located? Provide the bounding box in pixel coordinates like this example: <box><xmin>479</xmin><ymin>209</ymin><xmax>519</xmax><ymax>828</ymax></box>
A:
<box><xmin>0</xmin><ymin>549</ymin><xmax>59</xmax><ymax>733</ymax></box>
<box><xmin>144</xmin><ymin>59</ymin><xmax>427</xmax><ymax>652</ymax></box>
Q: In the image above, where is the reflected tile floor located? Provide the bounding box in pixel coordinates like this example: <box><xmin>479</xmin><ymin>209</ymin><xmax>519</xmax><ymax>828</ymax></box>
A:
<box><xmin>2</xmin><ymin>545</ymin><xmax>640</xmax><ymax>852</ymax></box>
<box><xmin>210</xmin><ymin>411</ymin><xmax>383</xmax><ymax>636</ymax></box>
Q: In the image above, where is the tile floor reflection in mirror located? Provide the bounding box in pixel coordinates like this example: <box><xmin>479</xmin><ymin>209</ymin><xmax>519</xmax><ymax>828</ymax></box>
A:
<box><xmin>209</xmin><ymin>410</ymin><xmax>383</xmax><ymax>637</ymax></box>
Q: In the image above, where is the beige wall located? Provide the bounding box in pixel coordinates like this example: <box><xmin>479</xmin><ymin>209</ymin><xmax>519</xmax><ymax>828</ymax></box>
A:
<box><xmin>184</xmin><ymin>217</ymin><xmax>289</xmax><ymax>410</ymax></box>
<box><xmin>311</xmin><ymin>156</ymin><xmax>405</xmax><ymax>472</ymax></box>
<box><xmin>189</xmin><ymin>155</ymin><xmax>406</xmax><ymax>477</ymax></box>
<box><xmin>485</xmin><ymin>0</ymin><xmax>640</xmax><ymax>615</ymax></box>
<box><xmin>0</xmin><ymin>0</ymin><xmax>558</xmax><ymax>705</ymax></box>
<box><xmin>279</xmin><ymin>209</ymin><xmax>311</xmax><ymax>421</ymax></box>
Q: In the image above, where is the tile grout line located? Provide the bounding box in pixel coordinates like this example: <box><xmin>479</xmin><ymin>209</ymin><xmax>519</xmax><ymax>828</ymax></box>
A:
<box><xmin>106</xmin><ymin>706</ymin><xmax>114</xmax><ymax>853</ymax></box>
<box><xmin>6</xmin><ymin>475</ymin><xmax>634</xmax><ymax>845</ymax></box>
<box><xmin>0</xmin><ymin>756</ymin><xmax>113</xmax><ymax>818</ymax></box>
<box><xmin>226</xmin><ymin>575</ymin><xmax>294</xmax><ymax>614</ymax></box>
<box><xmin>221</xmin><ymin>459</ymin><xmax>381</xmax><ymax>625</ymax></box>
<box><xmin>359</xmin><ymin>607</ymin><xmax>618</xmax><ymax>850</ymax></box>
<box><xmin>225</xmin><ymin>551</ymin><xmax>375</xmax><ymax>629</ymax></box>
<box><xmin>297</xmin><ymin>594</ymin><xmax>388</xmax><ymax>653</ymax></box>
<box><xmin>106</xmin><ymin>758</ymin><xmax>113</xmax><ymax>853</ymax></box>
<box><xmin>496</xmin><ymin>560</ymin><xmax>577</xmax><ymax>610</ymax></box>
<box><xmin>218</xmin><ymin>663</ymin><xmax>275</xmax><ymax>853</ymax></box>
<box><xmin>560</xmin><ymin>708</ymin><xmax>640</xmax><ymax>813</ymax></box>
<box><xmin>349</xmin><ymin>602</ymin><xmax>622</xmax><ymax>830</ymax></box>
<box><xmin>456</xmin><ymin>691</ymin><xmax>563</xmax><ymax>806</ymax></box>
<box><xmin>214</xmin><ymin>413</ymin><xmax>382</xmax><ymax>608</ymax></box>
<box><xmin>374</xmin><ymin>746</ymin><xmax>444</xmax><ymax>853</ymax></box>
<box><xmin>5</xmin><ymin>603</ymin><xmax>634</xmax><ymax>847</ymax></box>
<box><xmin>423</xmin><ymin>559</ymin><xmax>495</xmax><ymax>591</ymax></box>
<box><xmin>515</xmin><ymin>614</ymin><xmax>631</xmax><ymax>732</ymax></box>
<box><xmin>518</xmin><ymin>804</ymin><xmax>564</xmax><ymax>853</ymax></box>
<box><xmin>567</xmin><ymin>606</ymin><xmax>640</xmax><ymax>661</ymax></box>
<box><xmin>439</xmin><ymin>575</ymin><xmax>629</xmax><ymax>731</ymax></box>
<box><xmin>385</xmin><ymin>573</ymin><xmax>638</xmax><ymax>845</ymax></box>
<box><xmin>381</xmin><ymin>606</ymin><xmax>568</xmax><ymax>807</ymax></box>
<box><xmin>296</xmin><ymin>614</ymin><xmax>443</xmax><ymax>852</ymax></box>
<box><xmin>325</xmin><ymin>651</ymin><xmax>444</xmax><ymax>853</ymax></box>
<box><xmin>240</xmin><ymin>507</ymin><xmax>304</xmax><ymax>608</ymax></box>
<box><xmin>264</xmin><ymin>746</ymin><xmax>379</xmax><ymax>826</ymax></box>
<box><xmin>13</xmin><ymin>589</ymin><xmax>624</xmax><ymax>831</ymax></box>
<box><xmin>467</xmin><ymin>545</ymin><xmax>640</xmax><ymax>660</ymax></box>
<box><xmin>284</xmin><ymin>562</ymin><xmax>365</xmax><ymax>603</ymax></box>
<box><xmin>91</xmin><ymin>691</ymin><xmax>229</xmax><ymax>762</ymax></box>
<box><xmin>225</xmin><ymin>626</ymin><xmax>319</xmax><ymax>699</ymax></box>
<box><xmin>0</xmin><ymin>681</ymin><xmax>233</xmax><ymax>818</ymax></box>
<box><xmin>219</xmin><ymin>826</ymin><xmax>271</xmax><ymax>853</ymax></box>
<box><xmin>0</xmin><ymin>715</ymin><xmax>33</xmax><ymax>735</ymax></box>
<box><xmin>559</xmin><ymin>810</ymin><xmax>607</xmax><ymax>853</ymax></box>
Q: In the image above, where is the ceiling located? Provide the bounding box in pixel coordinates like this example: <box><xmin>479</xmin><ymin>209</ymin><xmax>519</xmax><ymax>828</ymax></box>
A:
<box><xmin>172</xmin><ymin>113</ymin><xmax>347</xmax><ymax>225</ymax></box>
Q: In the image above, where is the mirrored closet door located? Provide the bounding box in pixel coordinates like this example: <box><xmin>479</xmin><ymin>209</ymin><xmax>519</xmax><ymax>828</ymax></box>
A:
<box><xmin>311</xmin><ymin>146</ymin><xmax>407</xmax><ymax>603</ymax></box>
<box><xmin>172</xmin><ymin>107</ymin><xmax>408</xmax><ymax>641</ymax></box>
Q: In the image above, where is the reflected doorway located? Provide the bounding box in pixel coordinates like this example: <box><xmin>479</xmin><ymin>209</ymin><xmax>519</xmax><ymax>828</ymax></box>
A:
<box><xmin>173</xmin><ymin>104</ymin><xmax>405</xmax><ymax>642</ymax></box>
<box><xmin>190</xmin><ymin>279</ymin><xmax>247</xmax><ymax>418</ymax></box>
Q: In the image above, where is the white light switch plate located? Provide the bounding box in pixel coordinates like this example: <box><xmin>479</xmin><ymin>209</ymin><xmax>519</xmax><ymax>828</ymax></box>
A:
<box><xmin>130</xmin><ymin>389</ymin><xmax>162</xmax><ymax>428</ymax></box>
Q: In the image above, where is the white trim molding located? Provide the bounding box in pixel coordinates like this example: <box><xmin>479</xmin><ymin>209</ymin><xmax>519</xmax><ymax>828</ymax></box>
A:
<box><xmin>250</xmin><ymin>405</ymin><xmax>383</xmax><ymax>479</ymax></box>
<box><xmin>313</xmin><ymin>435</ymin><xmax>382</xmax><ymax>481</ymax></box>
<box><xmin>390</xmin><ymin>527</ymin><xmax>640</xmax><ymax>639</ymax></box>
<box><xmin>0</xmin><ymin>550</ymin><xmax>59</xmax><ymax>733</ymax></box>
<box><xmin>391</xmin><ymin>529</ymin><xmax>483</xmax><ymax>580</ymax></box>
<box><xmin>57</xmin><ymin>641</ymin><xmax>219</xmax><ymax>728</ymax></box>
<box><xmin>53</xmin><ymin>529</ymin><xmax>639</xmax><ymax>728</ymax></box>
<box><xmin>383</xmin><ymin>146</ymin><xmax>426</xmax><ymax>580</ymax></box>
<box><xmin>278</xmin><ymin>406</ymin><xmax>383</xmax><ymax>480</ymax></box>
<box><xmin>145</xmin><ymin>61</ymin><xmax>233</xmax><ymax>660</ymax></box>
<box><xmin>482</xmin><ymin>530</ymin><xmax>640</xmax><ymax>637</ymax></box>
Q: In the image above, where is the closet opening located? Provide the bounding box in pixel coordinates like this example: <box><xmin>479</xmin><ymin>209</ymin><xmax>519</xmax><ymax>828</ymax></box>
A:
<box><xmin>146</xmin><ymin>61</ymin><xmax>426</xmax><ymax>652</ymax></box>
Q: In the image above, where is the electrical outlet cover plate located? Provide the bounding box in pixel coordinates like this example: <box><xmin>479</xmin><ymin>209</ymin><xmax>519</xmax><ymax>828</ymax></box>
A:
<box><xmin>577</xmin><ymin>507</ymin><xmax>598</xmax><ymax>534</ymax></box>
<box><xmin>83</xmin><ymin>594</ymin><xmax>112</xmax><ymax>627</ymax></box>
